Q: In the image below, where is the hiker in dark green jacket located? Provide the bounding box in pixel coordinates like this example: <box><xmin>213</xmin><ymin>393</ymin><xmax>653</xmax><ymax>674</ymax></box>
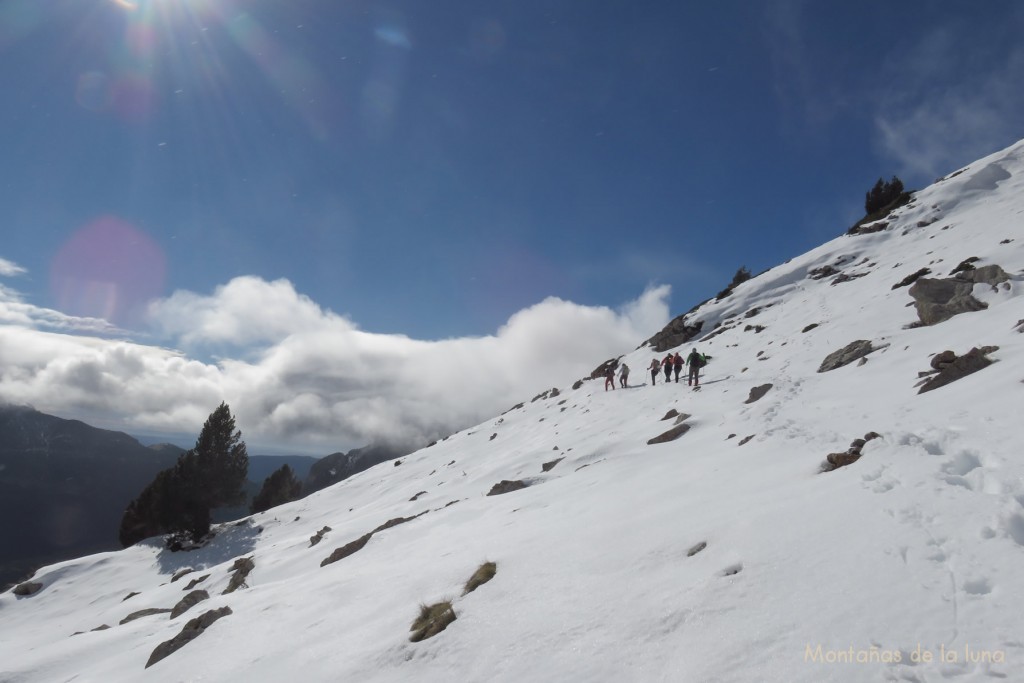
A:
<box><xmin>686</xmin><ymin>348</ymin><xmax>706</xmax><ymax>387</ymax></box>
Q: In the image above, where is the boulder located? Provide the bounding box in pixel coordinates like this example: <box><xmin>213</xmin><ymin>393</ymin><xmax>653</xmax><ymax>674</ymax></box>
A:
<box><xmin>171</xmin><ymin>590</ymin><xmax>210</xmax><ymax>619</ymax></box>
<box><xmin>647</xmin><ymin>423</ymin><xmax>691</xmax><ymax>445</ymax></box>
<box><xmin>146</xmin><ymin>607</ymin><xmax>233</xmax><ymax>669</ymax></box>
<box><xmin>643</xmin><ymin>315</ymin><xmax>704</xmax><ymax>353</ymax></box>
<box><xmin>541</xmin><ymin>457</ymin><xmax>564</xmax><ymax>473</ymax></box>
<box><xmin>919</xmin><ymin>347</ymin><xmax>997</xmax><ymax>394</ymax></box>
<box><xmin>120</xmin><ymin>608</ymin><xmax>172</xmax><ymax>625</ymax></box>
<box><xmin>908</xmin><ymin>265</ymin><xmax>1009</xmax><ymax>326</ymax></box>
<box><xmin>930</xmin><ymin>350</ymin><xmax>957</xmax><ymax>370</ymax></box>
<box><xmin>745</xmin><ymin>384</ymin><xmax>773</xmax><ymax>404</ymax></box>
<box><xmin>12</xmin><ymin>581</ymin><xmax>43</xmax><ymax>597</ymax></box>
<box><xmin>223</xmin><ymin>557</ymin><xmax>255</xmax><ymax>594</ymax></box>
<box><xmin>818</xmin><ymin>340</ymin><xmax>875</xmax><ymax>373</ymax></box>
<box><xmin>321</xmin><ymin>534</ymin><xmax>373</xmax><ymax>567</ymax></box>
<box><xmin>486</xmin><ymin>480</ymin><xmax>529</xmax><ymax>496</ymax></box>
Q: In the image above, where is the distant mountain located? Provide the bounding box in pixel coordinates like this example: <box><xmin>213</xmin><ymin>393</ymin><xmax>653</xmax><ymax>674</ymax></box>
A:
<box><xmin>304</xmin><ymin>443</ymin><xmax>409</xmax><ymax>494</ymax></box>
<box><xmin>249</xmin><ymin>455</ymin><xmax>318</xmax><ymax>486</ymax></box>
<box><xmin>0</xmin><ymin>405</ymin><xmax>180</xmax><ymax>589</ymax></box>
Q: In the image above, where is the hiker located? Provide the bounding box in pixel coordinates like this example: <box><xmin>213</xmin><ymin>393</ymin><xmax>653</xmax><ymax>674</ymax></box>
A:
<box><xmin>673</xmin><ymin>352</ymin><xmax>683</xmax><ymax>383</ymax></box>
<box><xmin>619</xmin><ymin>363</ymin><xmax>630</xmax><ymax>388</ymax></box>
<box><xmin>661</xmin><ymin>353</ymin><xmax>673</xmax><ymax>382</ymax></box>
<box><xmin>649</xmin><ymin>358</ymin><xmax>660</xmax><ymax>385</ymax></box>
<box><xmin>604</xmin><ymin>364</ymin><xmax>616</xmax><ymax>391</ymax></box>
<box><xmin>686</xmin><ymin>347</ymin><xmax>706</xmax><ymax>387</ymax></box>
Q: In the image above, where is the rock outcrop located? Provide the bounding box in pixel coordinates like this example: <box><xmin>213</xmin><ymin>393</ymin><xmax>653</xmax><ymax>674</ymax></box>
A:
<box><xmin>818</xmin><ymin>340</ymin><xmax>877</xmax><ymax>372</ymax></box>
<box><xmin>918</xmin><ymin>347</ymin><xmax>998</xmax><ymax>394</ymax></box>
<box><xmin>146</xmin><ymin>607</ymin><xmax>233</xmax><ymax>669</ymax></box>
<box><xmin>908</xmin><ymin>264</ymin><xmax>1010</xmax><ymax>326</ymax></box>
<box><xmin>643</xmin><ymin>314</ymin><xmax>703</xmax><ymax>353</ymax></box>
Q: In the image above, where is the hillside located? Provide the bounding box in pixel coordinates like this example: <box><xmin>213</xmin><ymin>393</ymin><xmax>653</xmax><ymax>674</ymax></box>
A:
<box><xmin>0</xmin><ymin>406</ymin><xmax>181</xmax><ymax>588</ymax></box>
<box><xmin>1</xmin><ymin>140</ymin><xmax>1022</xmax><ymax>682</ymax></box>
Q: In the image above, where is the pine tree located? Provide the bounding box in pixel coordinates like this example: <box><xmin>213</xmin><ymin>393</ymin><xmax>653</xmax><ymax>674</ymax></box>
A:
<box><xmin>118</xmin><ymin>402</ymin><xmax>249</xmax><ymax>547</ymax></box>
<box><xmin>250</xmin><ymin>464</ymin><xmax>303</xmax><ymax>514</ymax></box>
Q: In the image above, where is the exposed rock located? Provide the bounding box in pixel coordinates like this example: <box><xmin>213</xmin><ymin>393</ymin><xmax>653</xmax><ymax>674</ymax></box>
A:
<box><xmin>409</xmin><ymin>491</ymin><xmax>427</xmax><ymax>502</ymax></box>
<box><xmin>409</xmin><ymin>601</ymin><xmax>456</xmax><ymax>643</ymax></box>
<box><xmin>146</xmin><ymin>607</ymin><xmax>233</xmax><ymax>669</ymax></box>
<box><xmin>572</xmin><ymin>379</ymin><xmax>584</xmax><ymax>390</ymax></box>
<box><xmin>673</xmin><ymin>413</ymin><xmax>691</xmax><ymax>425</ymax></box>
<box><xmin>744</xmin><ymin>324</ymin><xmax>766</xmax><ymax>333</ymax></box>
<box><xmin>818</xmin><ymin>340</ymin><xmax>876</xmax><ymax>372</ymax></box>
<box><xmin>171</xmin><ymin>590</ymin><xmax>210</xmax><ymax>619</ymax></box>
<box><xmin>643</xmin><ymin>314</ymin><xmax>704</xmax><ymax>353</ymax></box>
<box><xmin>12</xmin><ymin>582</ymin><xmax>42</xmax><ymax>597</ymax></box>
<box><xmin>123</xmin><ymin>591</ymin><xmax>140</xmax><ymax>602</ymax></box>
<box><xmin>930</xmin><ymin>350</ymin><xmax>957</xmax><ymax>370</ymax></box>
<box><xmin>908</xmin><ymin>265</ymin><xmax>1009</xmax><ymax>325</ymax></box>
<box><xmin>92</xmin><ymin>624</ymin><xmax>111</xmax><ymax>631</ymax></box>
<box><xmin>821</xmin><ymin>432</ymin><xmax>882</xmax><ymax>472</ymax></box>
<box><xmin>541</xmin><ymin>457</ymin><xmax>564</xmax><ymax>473</ymax></box>
<box><xmin>1015</xmin><ymin>319</ymin><xmax>1024</xmax><ymax>332</ymax></box>
<box><xmin>647</xmin><ymin>423</ymin><xmax>691</xmax><ymax>445</ymax></box>
<box><xmin>321</xmin><ymin>534</ymin><xmax>373</xmax><ymax>567</ymax></box>
<box><xmin>801</xmin><ymin>323</ymin><xmax>819</xmax><ymax>333</ymax></box>
<box><xmin>223</xmin><ymin>557</ymin><xmax>255</xmax><ymax>594</ymax></box>
<box><xmin>738</xmin><ymin>435</ymin><xmax>755</xmax><ymax>446</ymax></box>
<box><xmin>120</xmin><ymin>608</ymin><xmax>172</xmax><ymax>625</ymax></box>
<box><xmin>847</xmin><ymin>220</ymin><xmax>888</xmax><ymax>235</ymax></box>
<box><xmin>919</xmin><ymin>347</ymin><xmax>997</xmax><ymax>394</ymax></box>
<box><xmin>809</xmin><ymin>265</ymin><xmax>839</xmax><ymax>280</ymax></box>
<box><xmin>171</xmin><ymin>568</ymin><xmax>195</xmax><ymax>583</ymax></box>
<box><xmin>661</xmin><ymin>409</ymin><xmax>680</xmax><ymax>421</ymax></box>
<box><xmin>486</xmin><ymin>480</ymin><xmax>529</xmax><ymax>496</ymax></box>
<box><xmin>831</xmin><ymin>272</ymin><xmax>867</xmax><ymax>285</ymax></box>
<box><xmin>745</xmin><ymin>384</ymin><xmax>773</xmax><ymax>404</ymax></box>
<box><xmin>489</xmin><ymin>433</ymin><xmax>497</xmax><ymax>441</ymax></box>
<box><xmin>687</xmin><ymin>542</ymin><xmax>707</xmax><ymax>557</ymax></box>
<box><xmin>309</xmin><ymin>526</ymin><xmax>331</xmax><ymax>547</ymax></box>
<box><xmin>183</xmin><ymin>575</ymin><xmax>210</xmax><ymax>591</ymax></box>
<box><xmin>891</xmin><ymin>268</ymin><xmax>931</xmax><ymax>289</ymax></box>
<box><xmin>531</xmin><ymin>387</ymin><xmax>560</xmax><ymax>402</ymax></box>
<box><xmin>949</xmin><ymin>257</ymin><xmax>979</xmax><ymax>275</ymax></box>
<box><xmin>372</xmin><ymin>512</ymin><xmax>426</xmax><ymax>534</ymax></box>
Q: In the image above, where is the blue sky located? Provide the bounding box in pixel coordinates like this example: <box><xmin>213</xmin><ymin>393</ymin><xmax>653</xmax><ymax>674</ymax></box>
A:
<box><xmin>1</xmin><ymin>0</ymin><xmax>1023</xmax><ymax>452</ymax></box>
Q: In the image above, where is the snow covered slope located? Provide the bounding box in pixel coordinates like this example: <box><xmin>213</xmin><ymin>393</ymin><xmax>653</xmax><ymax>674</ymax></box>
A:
<box><xmin>2</xmin><ymin>140</ymin><xmax>1023</xmax><ymax>682</ymax></box>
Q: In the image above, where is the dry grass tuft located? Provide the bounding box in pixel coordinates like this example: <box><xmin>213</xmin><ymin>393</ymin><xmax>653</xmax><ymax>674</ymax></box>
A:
<box><xmin>463</xmin><ymin>561</ymin><xmax>497</xmax><ymax>595</ymax></box>
<box><xmin>409</xmin><ymin>601</ymin><xmax>456</xmax><ymax>642</ymax></box>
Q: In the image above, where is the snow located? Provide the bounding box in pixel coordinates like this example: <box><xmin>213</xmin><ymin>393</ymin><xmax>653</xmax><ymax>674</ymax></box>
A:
<box><xmin>2</xmin><ymin>139</ymin><xmax>1024</xmax><ymax>682</ymax></box>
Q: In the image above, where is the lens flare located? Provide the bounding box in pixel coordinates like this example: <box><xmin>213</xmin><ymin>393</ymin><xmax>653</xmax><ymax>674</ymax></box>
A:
<box><xmin>50</xmin><ymin>216</ymin><xmax>167</xmax><ymax>327</ymax></box>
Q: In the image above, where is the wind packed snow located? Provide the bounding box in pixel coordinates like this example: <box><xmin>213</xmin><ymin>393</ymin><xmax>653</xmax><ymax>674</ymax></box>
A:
<box><xmin>2</xmin><ymin>140</ymin><xmax>1024</xmax><ymax>682</ymax></box>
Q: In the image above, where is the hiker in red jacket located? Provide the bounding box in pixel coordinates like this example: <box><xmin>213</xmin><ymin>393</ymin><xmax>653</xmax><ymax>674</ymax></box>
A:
<box><xmin>604</xmin><ymin>364</ymin><xmax>616</xmax><ymax>391</ymax></box>
<box><xmin>672</xmin><ymin>352</ymin><xmax>683</xmax><ymax>382</ymax></box>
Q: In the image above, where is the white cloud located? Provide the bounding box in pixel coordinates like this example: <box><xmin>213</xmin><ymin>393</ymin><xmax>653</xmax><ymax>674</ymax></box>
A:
<box><xmin>0</xmin><ymin>277</ymin><xmax>672</xmax><ymax>454</ymax></box>
<box><xmin>0</xmin><ymin>257</ymin><xmax>26</xmax><ymax>277</ymax></box>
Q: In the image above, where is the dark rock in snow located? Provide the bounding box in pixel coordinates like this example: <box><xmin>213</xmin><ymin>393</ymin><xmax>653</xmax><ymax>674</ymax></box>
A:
<box><xmin>12</xmin><ymin>582</ymin><xmax>42</xmax><ymax>597</ymax></box>
<box><xmin>309</xmin><ymin>526</ymin><xmax>331</xmax><ymax>547</ymax></box>
<box><xmin>930</xmin><ymin>350</ymin><xmax>957</xmax><ymax>371</ymax></box>
<box><xmin>541</xmin><ymin>458</ymin><xmax>564</xmax><ymax>473</ymax></box>
<box><xmin>183</xmin><ymin>575</ymin><xmax>210</xmax><ymax>591</ymax></box>
<box><xmin>171</xmin><ymin>568</ymin><xmax>194</xmax><ymax>583</ymax></box>
<box><xmin>818</xmin><ymin>340</ymin><xmax>876</xmax><ymax>372</ymax></box>
<box><xmin>643</xmin><ymin>315</ymin><xmax>704</xmax><ymax>353</ymax></box>
<box><xmin>120</xmin><ymin>608</ymin><xmax>173</xmax><ymax>625</ymax></box>
<box><xmin>647</xmin><ymin>423</ymin><xmax>691</xmax><ymax>445</ymax></box>
<box><xmin>738</xmin><ymin>435</ymin><xmax>755</xmax><ymax>446</ymax></box>
<box><xmin>919</xmin><ymin>347</ymin><xmax>997</xmax><ymax>394</ymax></box>
<box><xmin>223</xmin><ymin>557</ymin><xmax>255</xmax><ymax>594</ymax></box>
<box><xmin>661</xmin><ymin>409</ymin><xmax>680</xmax><ymax>421</ymax></box>
<box><xmin>171</xmin><ymin>590</ymin><xmax>210</xmax><ymax>619</ymax></box>
<box><xmin>146</xmin><ymin>607</ymin><xmax>233</xmax><ymax>669</ymax></box>
<box><xmin>321</xmin><ymin>534</ymin><xmax>373</xmax><ymax>567</ymax></box>
<box><xmin>908</xmin><ymin>264</ymin><xmax>1009</xmax><ymax>325</ymax></box>
<box><xmin>891</xmin><ymin>268</ymin><xmax>931</xmax><ymax>289</ymax></box>
<box><xmin>486</xmin><ymin>480</ymin><xmax>529</xmax><ymax>496</ymax></box>
<box><xmin>745</xmin><ymin>384</ymin><xmax>773</xmax><ymax>404</ymax></box>
<box><xmin>687</xmin><ymin>542</ymin><xmax>707</xmax><ymax>557</ymax></box>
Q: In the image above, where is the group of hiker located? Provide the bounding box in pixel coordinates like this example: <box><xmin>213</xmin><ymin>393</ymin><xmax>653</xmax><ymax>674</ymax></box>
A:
<box><xmin>604</xmin><ymin>348</ymin><xmax>708</xmax><ymax>391</ymax></box>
